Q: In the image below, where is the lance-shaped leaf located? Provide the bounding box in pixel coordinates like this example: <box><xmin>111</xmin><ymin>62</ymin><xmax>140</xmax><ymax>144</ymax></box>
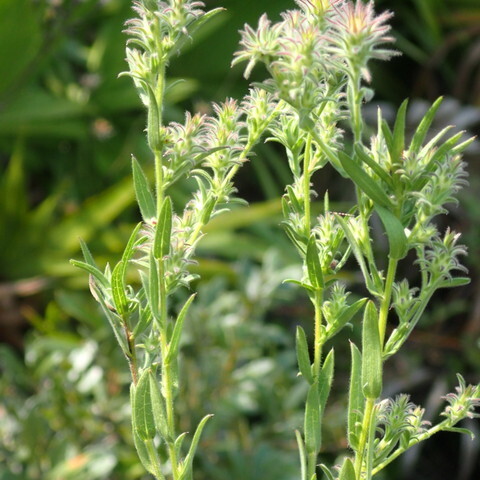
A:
<box><xmin>319</xmin><ymin>465</ymin><xmax>335</xmax><ymax>480</ymax></box>
<box><xmin>130</xmin><ymin>385</ymin><xmax>156</xmax><ymax>476</ymax></box>
<box><xmin>168</xmin><ymin>8</ymin><xmax>225</xmax><ymax>59</ymax></box>
<box><xmin>354</xmin><ymin>145</ymin><xmax>392</xmax><ymax>188</ymax></box>
<box><xmin>391</xmin><ymin>99</ymin><xmax>408</xmax><ymax>164</ymax></box>
<box><xmin>409</xmin><ymin>97</ymin><xmax>443</xmax><ymax>154</ymax></box>
<box><xmin>338</xmin><ymin>457</ymin><xmax>355</xmax><ymax>480</ymax></box>
<box><xmin>326</xmin><ymin>298</ymin><xmax>367</xmax><ymax>340</ymax></box>
<box><xmin>153</xmin><ymin>196</ymin><xmax>172</xmax><ymax>259</ymax></box>
<box><xmin>145</xmin><ymin>252</ymin><xmax>160</xmax><ymax>322</ymax></box>
<box><xmin>70</xmin><ymin>259</ymin><xmax>109</xmax><ymax>290</ymax></box>
<box><xmin>306</xmin><ymin>235</ymin><xmax>324</xmax><ymax>289</ymax></box>
<box><xmin>148</xmin><ymin>371</ymin><xmax>169</xmax><ymax>440</ymax></box>
<box><xmin>132</xmin><ymin>156</ymin><xmax>156</xmax><ymax>221</ymax></box>
<box><xmin>318</xmin><ymin>349</ymin><xmax>334</xmax><ymax>413</ymax></box>
<box><xmin>112</xmin><ymin>261</ymin><xmax>129</xmax><ymax>316</ymax></box>
<box><xmin>133</xmin><ymin>369</ymin><xmax>157</xmax><ymax>441</ymax></box>
<box><xmin>361</xmin><ymin>301</ymin><xmax>383</xmax><ymax>399</ymax></box>
<box><xmin>304</xmin><ymin>382</ymin><xmax>321</xmax><ymax>455</ymax></box>
<box><xmin>296</xmin><ymin>326</ymin><xmax>313</xmax><ymax>384</ymax></box>
<box><xmin>436</xmin><ymin>277</ymin><xmax>470</xmax><ymax>289</ymax></box>
<box><xmin>146</xmin><ymin>83</ymin><xmax>161</xmax><ymax>152</ymax></box>
<box><xmin>348</xmin><ymin>342</ymin><xmax>363</xmax><ymax>450</ymax></box>
<box><xmin>177</xmin><ymin>414</ymin><xmax>214</xmax><ymax>480</ymax></box>
<box><xmin>165</xmin><ymin>294</ymin><xmax>196</xmax><ymax>365</ymax></box>
<box><xmin>122</xmin><ymin>222</ymin><xmax>144</xmax><ymax>264</ymax></box>
<box><xmin>374</xmin><ymin>205</ymin><xmax>408</xmax><ymax>260</ymax></box>
<box><xmin>338</xmin><ymin>151</ymin><xmax>393</xmax><ymax>209</ymax></box>
<box><xmin>295</xmin><ymin>430</ymin><xmax>308</xmax><ymax>480</ymax></box>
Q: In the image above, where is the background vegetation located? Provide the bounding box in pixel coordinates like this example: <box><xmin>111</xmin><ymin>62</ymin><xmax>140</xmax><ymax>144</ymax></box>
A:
<box><xmin>0</xmin><ymin>0</ymin><xmax>479</xmax><ymax>479</ymax></box>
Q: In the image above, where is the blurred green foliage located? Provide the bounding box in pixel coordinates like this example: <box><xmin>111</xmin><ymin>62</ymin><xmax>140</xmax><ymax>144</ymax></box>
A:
<box><xmin>0</xmin><ymin>0</ymin><xmax>479</xmax><ymax>479</ymax></box>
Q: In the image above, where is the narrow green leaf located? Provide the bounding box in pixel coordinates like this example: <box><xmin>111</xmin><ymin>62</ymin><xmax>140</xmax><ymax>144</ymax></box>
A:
<box><xmin>348</xmin><ymin>342</ymin><xmax>364</xmax><ymax>450</ymax></box>
<box><xmin>319</xmin><ymin>464</ymin><xmax>335</xmax><ymax>480</ymax></box>
<box><xmin>391</xmin><ymin>99</ymin><xmax>408</xmax><ymax>163</ymax></box>
<box><xmin>148</xmin><ymin>371</ymin><xmax>169</xmax><ymax>440</ymax></box>
<box><xmin>91</xmin><ymin>282</ymin><xmax>130</xmax><ymax>355</ymax></box>
<box><xmin>306</xmin><ymin>235</ymin><xmax>324</xmax><ymax>289</ymax></box>
<box><xmin>326</xmin><ymin>298</ymin><xmax>367</xmax><ymax>340</ymax></box>
<box><xmin>354</xmin><ymin>145</ymin><xmax>392</xmax><ymax>187</ymax></box>
<box><xmin>338</xmin><ymin>151</ymin><xmax>393</xmax><ymax>208</ymax></box>
<box><xmin>339</xmin><ymin>457</ymin><xmax>356</xmax><ymax>480</ymax></box>
<box><xmin>443</xmin><ymin>427</ymin><xmax>475</xmax><ymax>439</ymax></box>
<box><xmin>132</xmin><ymin>156</ymin><xmax>156</xmax><ymax>221</ymax></box>
<box><xmin>168</xmin><ymin>8</ymin><xmax>226</xmax><ymax>59</ymax></box>
<box><xmin>79</xmin><ymin>239</ymin><xmax>97</xmax><ymax>268</ymax></box>
<box><xmin>381</xmin><ymin>120</ymin><xmax>394</xmax><ymax>150</ymax></box>
<box><xmin>361</xmin><ymin>301</ymin><xmax>383</xmax><ymax>399</ymax></box>
<box><xmin>295</xmin><ymin>430</ymin><xmax>308</xmax><ymax>480</ymax></box>
<box><xmin>132</xmin><ymin>302</ymin><xmax>152</xmax><ymax>338</ymax></box>
<box><xmin>304</xmin><ymin>382</ymin><xmax>321</xmax><ymax>455</ymax></box>
<box><xmin>296</xmin><ymin>326</ymin><xmax>313</xmax><ymax>384</ymax></box>
<box><xmin>153</xmin><ymin>196</ymin><xmax>172</xmax><ymax>259</ymax></box>
<box><xmin>148</xmin><ymin>252</ymin><xmax>160</xmax><ymax>322</ymax></box>
<box><xmin>131</xmin><ymin>385</ymin><xmax>156</xmax><ymax>475</ymax></box>
<box><xmin>436</xmin><ymin>277</ymin><xmax>470</xmax><ymax>289</ymax></box>
<box><xmin>178</xmin><ymin>414</ymin><xmax>214</xmax><ymax>480</ymax></box>
<box><xmin>122</xmin><ymin>222</ymin><xmax>143</xmax><ymax>264</ymax></box>
<box><xmin>165</xmin><ymin>294</ymin><xmax>196</xmax><ymax>364</ymax></box>
<box><xmin>374</xmin><ymin>205</ymin><xmax>408</xmax><ymax>260</ymax></box>
<box><xmin>70</xmin><ymin>259</ymin><xmax>109</xmax><ymax>290</ymax></box>
<box><xmin>146</xmin><ymin>83</ymin><xmax>161</xmax><ymax>152</ymax></box>
<box><xmin>286</xmin><ymin>184</ymin><xmax>303</xmax><ymax>213</ymax></box>
<box><xmin>336</xmin><ymin>215</ymin><xmax>373</xmax><ymax>293</ymax></box>
<box><xmin>133</xmin><ymin>369</ymin><xmax>157</xmax><ymax>441</ymax></box>
<box><xmin>318</xmin><ymin>349</ymin><xmax>334</xmax><ymax>412</ymax></box>
<box><xmin>409</xmin><ymin>97</ymin><xmax>443</xmax><ymax>154</ymax></box>
<box><xmin>175</xmin><ymin>432</ymin><xmax>188</xmax><ymax>459</ymax></box>
<box><xmin>111</xmin><ymin>261</ymin><xmax>129</xmax><ymax>316</ymax></box>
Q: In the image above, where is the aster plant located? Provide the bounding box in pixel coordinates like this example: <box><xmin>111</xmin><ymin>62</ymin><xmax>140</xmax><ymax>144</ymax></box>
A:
<box><xmin>72</xmin><ymin>1</ymin><xmax>479</xmax><ymax>479</ymax></box>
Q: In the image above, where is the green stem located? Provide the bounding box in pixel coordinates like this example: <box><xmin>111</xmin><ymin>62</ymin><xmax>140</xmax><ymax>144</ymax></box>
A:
<box><xmin>378</xmin><ymin>257</ymin><xmax>398</xmax><ymax>345</ymax></box>
<box><xmin>354</xmin><ymin>397</ymin><xmax>375</xmax><ymax>479</ymax></box>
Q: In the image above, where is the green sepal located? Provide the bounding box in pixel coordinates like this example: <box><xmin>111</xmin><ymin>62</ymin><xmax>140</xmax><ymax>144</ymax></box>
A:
<box><xmin>318</xmin><ymin>349</ymin><xmax>334</xmax><ymax>413</ymax></box>
<box><xmin>306</xmin><ymin>235</ymin><xmax>324</xmax><ymax>290</ymax></box>
<box><xmin>348</xmin><ymin>342</ymin><xmax>363</xmax><ymax>450</ymax></box>
<box><xmin>338</xmin><ymin>151</ymin><xmax>393</xmax><ymax>209</ymax></box>
<box><xmin>133</xmin><ymin>369</ymin><xmax>157</xmax><ymax>441</ymax></box>
<box><xmin>361</xmin><ymin>301</ymin><xmax>383</xmax><ymax>399</ymax></box>
<box><xmin>296</xmin><ymin>326</ymin><xmax>313</xmax><ymax>384</ymax></box>
<box><xmin>153</xmin><ymin>196</ymin><xmax>172</xmax><ymax>259</ymax></box>
<box><xmin>177</xmin><ymin>414</ymin><xmax>214</xmax><ymax>480</ymax></box>
<box><xmin>112</xmin><ymin>261</ymin><xmax>129</xmax><ymax>316</ymax></box>
<box><xmin>148</xmin><ymin>371</ymin><xmax>170</xmax><ymax>440</ymax></box>
<box><xmin>374</xmin><ymin>205</ymin><xmax>408</xmax><ymax>260</ymax></box>
<box><xmin>304</xmin><ymin>382</ymin><xmax>321</xmax><ymax>455</ymax></box>
<box><xmin>295</xmin><ymin>430</ymin><xmax>308</xmax><ymax>480</ymax></box>
<box><xmin>132</xmin><ymin>156</ymin><xmax>156</xmax><ymax>221</ymax></box>
<box><xmin>165</xmin><ymin>294</ymin><xmax>196</xmax><ymax>365</ymax></box>
<box><xmin>338</xmin><ymin>457</ymin><xmax>356</xmax><ymax>480</ymax></box>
